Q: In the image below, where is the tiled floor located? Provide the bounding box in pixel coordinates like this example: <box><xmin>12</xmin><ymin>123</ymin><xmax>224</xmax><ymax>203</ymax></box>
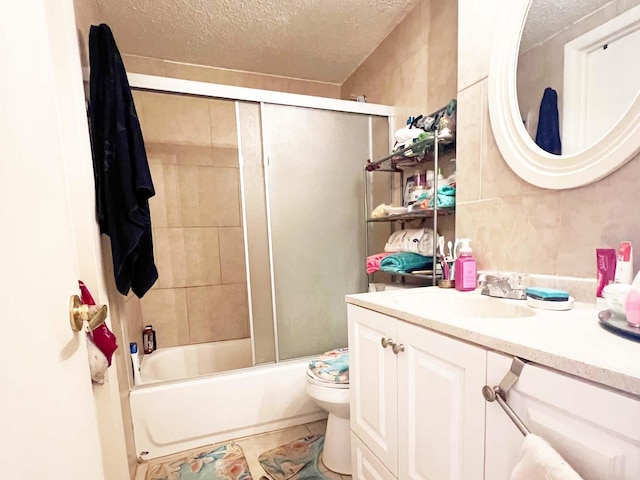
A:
<box><xmin>135</xmin><ymin>420</ymin><xmax>352</xmax><ymax>480</ymax></box>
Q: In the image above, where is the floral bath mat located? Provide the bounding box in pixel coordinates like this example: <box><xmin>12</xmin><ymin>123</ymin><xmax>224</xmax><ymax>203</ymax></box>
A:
<box><xmin>258</xmin><ymin>434</ymin><xmax>330</xmax><ymax>480</ymax></box>
<box><xmin>146</xmin><ymin>443</ymin><xmax>252</xmax><ymax>480</ymax></box>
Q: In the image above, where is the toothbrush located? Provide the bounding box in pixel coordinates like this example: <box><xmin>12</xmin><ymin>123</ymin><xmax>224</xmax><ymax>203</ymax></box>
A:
<box><xmin>447</xmin><ymin>240</ymin><xmax>453</xmax><ymax>262</ymax></box>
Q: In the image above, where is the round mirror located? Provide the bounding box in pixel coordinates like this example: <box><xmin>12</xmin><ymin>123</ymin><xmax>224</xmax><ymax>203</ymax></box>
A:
<box><xmin>488</xmin><ymin>0</ymin><xmax>640</xmax><ymax>189</ymax></box>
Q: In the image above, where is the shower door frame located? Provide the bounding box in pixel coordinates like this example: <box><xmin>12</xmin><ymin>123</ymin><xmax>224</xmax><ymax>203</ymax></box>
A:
<box><xmin>126</xmin><ymin>73</ymin><xmax>395</xmax><ymax>365</ymax></box>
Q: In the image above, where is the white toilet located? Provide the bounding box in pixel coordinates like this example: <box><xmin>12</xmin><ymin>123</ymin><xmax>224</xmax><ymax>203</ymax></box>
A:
<box><xmin>305</xmin><ymin>347</ymin><xmax>351</xmax><ymax>475</ymax></box>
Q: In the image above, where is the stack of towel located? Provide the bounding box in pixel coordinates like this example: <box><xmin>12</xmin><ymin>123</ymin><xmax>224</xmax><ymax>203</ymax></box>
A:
<box><xmin>366</xmin><ymin>227</ymin><xmax>435</xmax><ymax>274</ymax></box>
<box><xmin>384</xmin><ymin>227</ymin><xmax>435</xmax><ymax>255</ymax></box>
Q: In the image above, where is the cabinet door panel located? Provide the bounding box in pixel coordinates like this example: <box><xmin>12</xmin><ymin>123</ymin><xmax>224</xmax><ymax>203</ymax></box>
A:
<box><xmin>348</xmin><ymin>305</ymin><xmax>398</xmax><ymax>475</ymax></box>
<box><xmin>397</xmin><ymin>322</ymin><xmax>486</xmax><ymax>480</ymax></box>
<box><xmin>352</xmin><ymin>432</ymin><xmax>396</xmax><ymax>480</ymax></box>
<box><xmin>486</xmin><ymin>352</ymin><xmax>640</xmax><ymax>480</ymax></box>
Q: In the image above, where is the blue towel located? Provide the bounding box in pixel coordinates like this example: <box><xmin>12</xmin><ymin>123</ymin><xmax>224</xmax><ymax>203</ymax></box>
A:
<box><xmin>535</xmin><ymin>87</ymin><xmax>562</xmax><ymax>155</ymax></box>
<box><xmin>380</xmin><ymin>252</ymin><xmax>433</xmax><ymax>273</ymax></box>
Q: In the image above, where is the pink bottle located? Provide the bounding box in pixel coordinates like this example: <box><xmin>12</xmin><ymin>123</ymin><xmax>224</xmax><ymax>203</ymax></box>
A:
<box><xmin>455</xmin><ymin>239</ymin><xmax>477</xmax><ymax>291</ymax></box>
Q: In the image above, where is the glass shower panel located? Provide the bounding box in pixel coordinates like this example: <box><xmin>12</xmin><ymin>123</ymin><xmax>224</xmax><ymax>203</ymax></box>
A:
<box><xmin>262</xmin><ymin>104</ymin><xmax>370</xmax><ymax>360</ymax></box>
<box><xmin>129</xmin><ymin>90</ymin><xmax>253</xmax><ymax>382</ymax></box>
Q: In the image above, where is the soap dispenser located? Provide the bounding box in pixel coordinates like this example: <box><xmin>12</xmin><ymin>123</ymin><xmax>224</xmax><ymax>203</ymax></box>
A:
<box><xmin>455</xmin><ymin>238</ymin><xmax>477</xmax><ymax>291</ymax></box>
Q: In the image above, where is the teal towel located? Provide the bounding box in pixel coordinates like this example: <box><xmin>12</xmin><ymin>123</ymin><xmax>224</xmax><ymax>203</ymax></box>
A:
<box><xmin>415</xmin><ymin>186</ymin><xmax>456</xmax><ymax>208</ymax></box>
<box><xmin>380</xmin><ymin>253</ymin><xmax>433</xmax><ymax>273</ymax></box>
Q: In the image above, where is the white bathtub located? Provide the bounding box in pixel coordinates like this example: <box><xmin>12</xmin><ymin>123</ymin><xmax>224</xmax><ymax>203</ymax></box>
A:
<box><xmin>140</xmin><ymin>339</ymin><xmax>253</xmax><ymax>384</ymax></box>
<box><xmin>130</xmin><ymin>344</ymin><xmax>325</xmax><ymax>460</ymax></box>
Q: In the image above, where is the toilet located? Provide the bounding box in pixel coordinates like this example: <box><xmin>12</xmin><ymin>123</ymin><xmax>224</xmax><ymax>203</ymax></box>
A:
<box><xmin>305</xmin><ymin>347</ymin><xmax>351</xmax><ymax>475</ymax></box>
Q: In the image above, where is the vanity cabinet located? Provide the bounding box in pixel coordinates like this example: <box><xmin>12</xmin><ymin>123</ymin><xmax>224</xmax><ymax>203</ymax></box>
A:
<box><xmin>485</xmin><ymin>352</ymin><xmax>640</xmax><ymax>480</ymax></box>
<box><xmin>348</xmin><ymin>304</ymin><xmax>486</xmax><ymax>480</ymax></box>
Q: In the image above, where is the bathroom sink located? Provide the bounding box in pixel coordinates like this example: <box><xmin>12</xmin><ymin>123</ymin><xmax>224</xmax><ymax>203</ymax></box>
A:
<box><xmin>389</xmin><ymin>291</ymin><xmax>536</xmax><ymax>318</ymax></box>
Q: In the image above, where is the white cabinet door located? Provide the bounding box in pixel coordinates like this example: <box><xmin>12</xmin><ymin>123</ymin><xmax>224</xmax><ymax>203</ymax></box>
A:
<box><xmin>348</xmin><ymin>305</ymin><xmax>399</xmax><ymax>476</ymax></box>
<box><xmin>397</xmin><ymin>322</ymin><xmax>487</xmax><ymax>480</ymax></box>
<box><xmin>486</xmin><ymin>352</ymin><xmax>640</xmax><ymax>480</ymax></box>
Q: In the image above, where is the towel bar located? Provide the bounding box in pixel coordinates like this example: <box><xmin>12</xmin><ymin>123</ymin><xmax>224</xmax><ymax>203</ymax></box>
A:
<box><xmin>482</xmin><ymin>357</ymin><xmax>531</xmax><ymax>436</ymax></box>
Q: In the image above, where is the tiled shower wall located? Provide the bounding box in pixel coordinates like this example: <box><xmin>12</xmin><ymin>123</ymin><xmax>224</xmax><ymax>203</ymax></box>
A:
<box><xmin>129</xmin><ymin>91</ymin><xmax>250</xmax><ymax>348</ymax></box>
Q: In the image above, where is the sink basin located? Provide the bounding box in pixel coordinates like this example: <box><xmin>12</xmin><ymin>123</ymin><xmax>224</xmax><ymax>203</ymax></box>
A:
<box><xmin>389</xmin><ymin>291</ymin><xmax>536</xmax><ymax>318</ymax></box>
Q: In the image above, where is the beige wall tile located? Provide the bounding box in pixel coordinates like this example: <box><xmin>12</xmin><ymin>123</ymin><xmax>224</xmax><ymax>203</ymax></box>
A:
<box><xmin>556</xmin><ymin>156</ymin><xmax>640</xmax><ymax>278</ymax></box>
<box><xmin>149</xmin><ymin>164</ymin><xmax>181</xmax><ymax>228</ymax></box>
<box><xmin>219</xmin><ymin>227</ymin><xmax>247</xmax><ymax>284</ymax></box>
<box><xmin>456</xmin><ymin>191</ymin><xmax>563</xmax><ymax>275</ymax></box>
<box><xmin>186</xmin><ymin>285</ymin><xmax>250</xmax><ymax>343</ymax></box>
<box><xmin>140</xmin><ymin>288</ymin><xmax>190</xmax><ymax>347</ymax></box>
<box><xmin>481</xmin><ymin>89</ymin><xmax>542</xmax><ymax>200</ymax></box>
<box><xmin>145</xmin><ymin>142</ymin><xmax>179</xmax><ymax>165</ymax></box>
<box><xmin>457</xmin><ymin>0</ymin><xmax>506</xmax><ymax>90</ymax></box>
<box><xmin>456</xmin><ymin>83</ymin><xmax>483</xmax><ymax>202</ymax></box>
<box><xmin>121</xmin><ymin>54</ymin><xmax>166</xmax><ymax>76</ymax></box>
<box><xmin>177</xmin><ymin>166</ymin><xmax>241</xmax><ymax>227</ymax></box>
<box><xmin>153</xmin><ymin>227</ymin><xmax>222</xmax><ymax>287</ymax></box>
<box><xmin>209</xmin><ymin>99</ymin><xmax>238</xmax><ymax>147</ymax></box>
<box><xmin>137</xmin><ymin>92</ymin><xmax>212</xmax><ymax>146</ymax></box>
<box><xmin>184</xmin><ymin>227</ymin><xmax>222</xmax><ymax>286</ymax></box>
<box><xmin>153</xmin><ymin>228</ymin><xmax>188</xmax><ymax>288</ymax></box>
<box><xmin>147</xmin><ymin>143</ymin><xmax>238</xmax><ymax>168</ymax></box>
<box><xmin>211</xmin><ymin>146</ymin><xmax>239</xmax><ymax>168</ymax></box>
<box><xmin>426</xmin><ymin>0</ymin><xmax>458</xmax><ymax>110</ymax></box>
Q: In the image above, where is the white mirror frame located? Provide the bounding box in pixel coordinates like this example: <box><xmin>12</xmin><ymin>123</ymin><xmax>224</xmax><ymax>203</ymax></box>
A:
<box><xmin>488</xmin><ymin>0</ymin><xmax>640</xmax><ymax>190</ymax></box>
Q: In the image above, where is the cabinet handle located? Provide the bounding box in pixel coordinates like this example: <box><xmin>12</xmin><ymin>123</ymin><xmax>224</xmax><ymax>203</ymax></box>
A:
<box><xmin>381</xmin><ymin>337</ymin><xmax>393</xmax><ymax>348</ymax></box>
<box><xmin>392</xmin><ymin>343</ymin><xmax>405</xmax><ymax>355</ymax></box>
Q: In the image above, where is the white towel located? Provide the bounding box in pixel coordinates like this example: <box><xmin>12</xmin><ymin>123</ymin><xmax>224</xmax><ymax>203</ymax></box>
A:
<box><xmin>510</xmin><ymin>434</ymin><xmax>583</xmax><ymax>480</ymax></box>
<box><xmin>384</xmin><ymin>228</ymin><xmax>435</xmax><ymax>255</ymax></box>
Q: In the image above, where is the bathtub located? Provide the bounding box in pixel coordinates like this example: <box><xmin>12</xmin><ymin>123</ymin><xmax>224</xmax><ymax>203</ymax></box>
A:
<box><xmin>140</xmin><ymin>339</ymin><xmax>253</xmax><ymax>384</ymax></box>
<box><xmin>130</xmin><ymin>344</ymin><xmax>326</xmax><ymax>460</ymax></box>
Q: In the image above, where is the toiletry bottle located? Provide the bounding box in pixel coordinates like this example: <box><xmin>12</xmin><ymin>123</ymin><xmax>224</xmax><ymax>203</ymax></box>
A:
<box><xmin>455</xmin><ymin>238</ymin><xmax>477</xmax><ymax>291</ymax></box>
<box><xmin>130</xmin><ymin>342</ymin><xmax>142</xmax><ymax>386</ymax></box>
<box><xmin>614</xmin><ymin>241</ymin><xmax>633</xmax><ymax>284</ymax></box>
<box><xmin>143</xmin><ymin>325</ymin><xmax>156</xmax><ymax>354</ymax></box>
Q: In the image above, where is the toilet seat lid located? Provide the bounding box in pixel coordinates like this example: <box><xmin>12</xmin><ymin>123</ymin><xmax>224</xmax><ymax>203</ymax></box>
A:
<box><xmin>307</xmin><ymin>347</ymin><xmax>349</xmax><ymax>385</ymax></box>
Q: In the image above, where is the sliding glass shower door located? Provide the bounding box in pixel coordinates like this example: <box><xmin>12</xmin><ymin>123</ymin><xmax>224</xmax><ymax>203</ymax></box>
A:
<box><xmin>262</xmin><ymin>104</ymin><xmax>370</xmax><ymax>360</ymax></box>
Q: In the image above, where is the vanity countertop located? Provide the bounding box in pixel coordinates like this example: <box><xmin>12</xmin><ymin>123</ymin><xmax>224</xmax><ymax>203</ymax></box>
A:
<box><xmin>346</xmin><ymin>287</ymin><xmax>640</xmax><ymax>396</ymax></box>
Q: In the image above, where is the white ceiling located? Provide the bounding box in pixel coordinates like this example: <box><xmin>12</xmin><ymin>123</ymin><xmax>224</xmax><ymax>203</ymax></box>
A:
<box><xmin>521</xmin><ymin>0</ymin><xmax>615</xmax><ymax>51</ymax></box>
<box><xmin>96</xmin><ymin>0</ymin><xmax>422</xmax><ymax>84</ymax></box>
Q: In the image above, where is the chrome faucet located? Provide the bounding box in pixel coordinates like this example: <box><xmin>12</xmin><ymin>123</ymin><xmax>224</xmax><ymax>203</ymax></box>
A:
<box><xmin>480</xmin><ymin>272</ymin><xmax>529</xmax><ymax>300</ymax></box>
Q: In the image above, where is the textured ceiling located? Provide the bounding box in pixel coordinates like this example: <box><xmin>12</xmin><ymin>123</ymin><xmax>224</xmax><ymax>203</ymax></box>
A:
<box><xmin>95</xmin><ymin>0</ymin><xmax>421</xmax><ymax>84</ymax></box>
<box><xmin>521</xmin><ymin>0</ymin><xmax>615</xmax><ymax>51</ymax></box>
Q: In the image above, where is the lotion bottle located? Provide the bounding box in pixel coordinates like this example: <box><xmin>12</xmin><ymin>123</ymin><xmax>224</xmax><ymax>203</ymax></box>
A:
<box><xmin>130</xmin><ymin>342</ymin><xmax>142</xmax><ymax>386</ymax></box>
<box><xmin>455</xmin><ymin>238</ymin><xmax>477</xmax><ymax>291</ymax></box>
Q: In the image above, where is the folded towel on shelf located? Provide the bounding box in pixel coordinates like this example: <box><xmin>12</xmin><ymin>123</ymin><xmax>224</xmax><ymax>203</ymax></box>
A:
<box><xmin>384</xmin><ymin>228</ymin><xmax>435</xmax><ymax>255</ymax></box>
<box><xmin>380</xmin><ymin>252</ymin><xmax>433</xmax><ymax>273</ymax></box>
<box><xmin>416</xmin><ymin>185</ymin><xmax>456</xmax><ymax>209</ymax></box>
<box><xmin>510</xmin><ymin>434</ymin><xmax>583</xmax><ymax>480</ymax></box>
<box><xmin>367</xmin><ymin>252</ymin><xmax>394</xmax><ymax>274</ymax></box>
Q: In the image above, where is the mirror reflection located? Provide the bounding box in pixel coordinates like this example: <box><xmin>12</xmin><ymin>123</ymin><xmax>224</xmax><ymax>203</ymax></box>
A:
<box><xmin>517</xmin><ymin>0</ymin><xmax>640</xmax><ymax>156</ymax></box>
